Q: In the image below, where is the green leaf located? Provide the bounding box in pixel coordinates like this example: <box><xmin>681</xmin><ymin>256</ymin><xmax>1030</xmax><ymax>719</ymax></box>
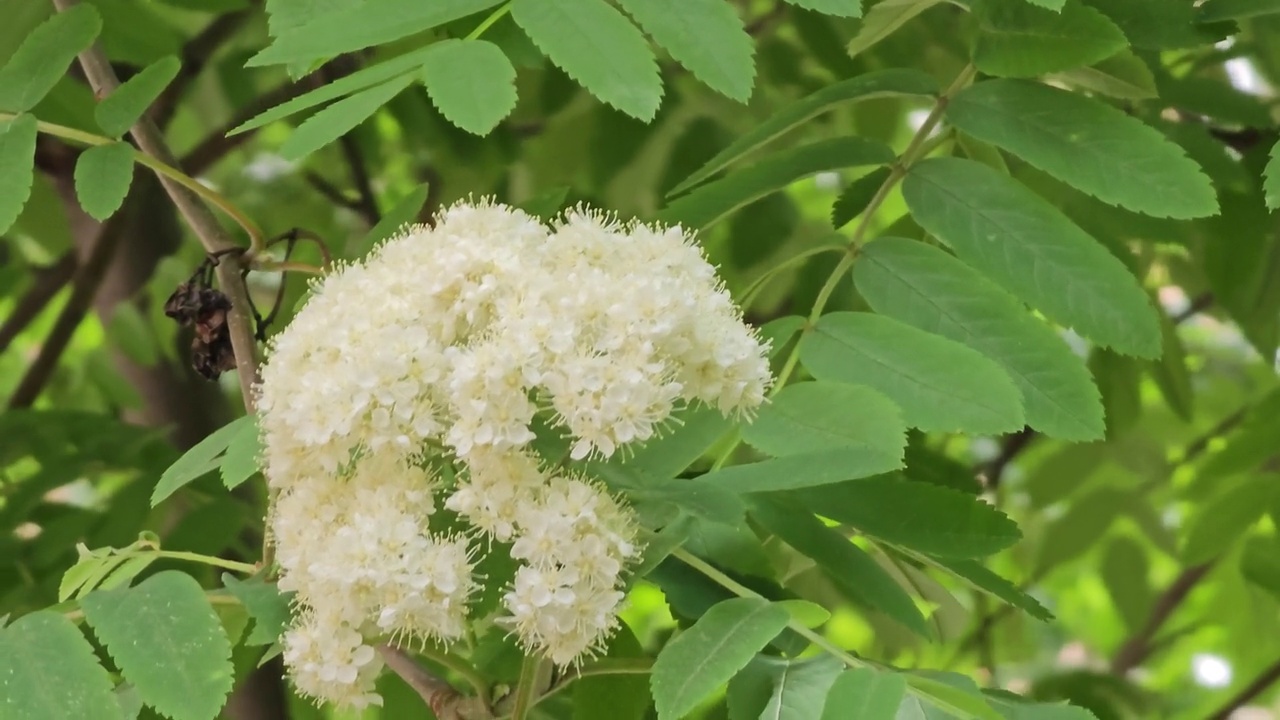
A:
<box><xmin>222</xmin><ymin>574</ymin><xmax>294</xmax><ymax>646</ymax></box>
<box><xmin>1195</xmin><ymin>390</ymin><xmax>1280</xmax><ymax>480</ymax></box>
<box><xmin>420</xmin><ymin>39</ymin><xmax>516</xmax><ymax>136</ymax></box>
<box><xmin>932</xmin><ymin>558</ymin><xmax>1053</xmax><ymax>621</ymax></box>
<box><xmin>595</xmin><ymin>464</ymin><xmax>746</xmax><ymax>527</ymax></box>
<box><xmin>231</xmin><ymin>47</ymin><xmax>435</xmax><ymax>136</ymax></box>
<box><xmin>81</xmin><ymin>571</ymin><xmax>234</xmax><ymax>720</ymax></box>
<box><xmin>573</xmin><ymin>626</ymin><xmax>649</xmax><ymax>720</ymax></box>
<box><xmin>512</xmin><ymin>0</ymin><xmax>661</xmax><ymax>121</ymax></box>
<box><xmin>279</xmin><ymin>75</ymin><xmax>413</xmax><ymax>161</ymax></box>
<box><xmin>152</xmin><ymin>415</ymin><xmax>255</xmax><ymax>506</ymax></box>
<box><xmin>669</xmin><ymin>69</ymin><xmax>936</xmax><ymax>196</ymax></box>
<box><xmin>247</xmin><ymin>0</ymin><xmax>502</xmax><ymax>66</ymax></box>
<box><xmin>784</xmin><ymin>0</ymin><xmax>861</xmax><ymax>17</ymax></box>
<box><xmin>1032</xmin><ymin>488</ymin><xmax>1124</xmax><ymax>573</ymax></box>
<box><xmin>974</xmin><ymin>0</ymin><xmax>1127</xmax><ymax>77</ymax></box>
<box><xmin>516</xmin><ymin>186</ymin><xmax>569</xmax><ymax>219</ymax></box>
<box><xmin>791</xmin><ymin>476</ymin><xmax>1022</xmax><ymax>558</ymax></box>
<box><xmin>946</xmin><ymin>79</ymin><xmax>1218</xmax><ymax>219</ymax></box>
<box><xmin>756</xmin><ymin>656</ymin><xmax>845</xmax><ymax>720</ymax></box>
<box><xmin>61</xmin><ymin>549</ymin><xmax>117</xmax><ymax>602</ymax></box>
<box><xmin>1242</xmin><ymin>536</ymin><xmax>1280</xmax><ymax>601</ymax></box>
<box><xmin>905</xmin><ymin>675</ymin><xmax>1002</xmax><ymax>720</ymax></box>
<box><xmin>985</xmin><ymin>694</ymin><xmax>1101</xmax><ymax>720</ymax></box>
<box><xmin>264</xmin><ymin>0</ymin><xmax>360</xmax><ymax>36</ymax></box>
<box><xmin>821</xmin><ymin>668</ymin><xmax>906</xmax><ymax>720</ymax></box>
<box><xmin>616</xmin><ymin>0</ymin><xmax>754</xmax><ymax>102</ymax></box>
<box><xmin>650</xmin><ymin>596</ymin><xmax>791</xmax><ymax>720</ymax></box>
<box><xmin>750</xmin><ymin>496</ymin><xmax>930</xmax><ymax>636</ymax></box>
<box><xmin>901</xmin><ymin>158</ymin><xmax>1162</xmax><ymax>358</ymax></box>
<box><xmin>761</xmin><ymin>316</ymin><xmax>807</xmax><ymax>359</ymax></box>
<box><xmin>95</xmin><ymin>56</ymin><xmax>181</xmax><ymax>138</ymax></box>
<box><xmin>659</xmin><ymin>137</ymin><xmax>893</xmax><ymax>229</ymax></box>
<box><xmin>97</xmin><ymin>555</ymin><xmax>157</xmax><ymax>593</ymax></box>
<box><xmin>1182</xmin><ymin>476</ymin><xmax>1277</xmax><ymax>564</ymax></box>
<box><xmin>622</xmin><ymin>405</ymin><xmax>732</xmax><ymax>480</ymax></box>
<box><xmin>700</xmin><ymin>447</ymin><xmax>907</xmax><ymax>493</ymax></box>
<box><xmin>1265</xmin><ymin>138</ymin><xmax>1280</xmax><ymax>211</ymax></box>
<box><xmin>1147</xmin><ymin>312</ymin><xmax>1193</xmax><ymax>421</ymax></box>
<box><xmin>0</xmin><ymin>611</ymin><xmax>123</xmax><ymax>720</ymax></box>
<box><xmin>854</xmin><ymin>238</ymin><xmax>1103</xmax><ymax>440</ymax></box>
<box><xmin>1198</xmin><ymin>0</ymin><xmax>1280</xmax><ymax>22</ymax></box>
<box><xmin>220</xmin><ymin>414</ymin><xmax>262</xmax><ymax>490</ymax></box>
<box><xmin>73</xmin><ymin>142</ymin><xmax>135</xmax><ymax>221</ymax></box>
<box><xmin>1100</xmin><ymin>535</ymin><xmax>1152</xmax><ymax>632</ymax></box>
<box><xmin>802</xmin><ymin>312</ymin><xmax>1024</xmax><ymax>434</ymax></box>
<box><xmin>775</xmin><ymin>599</ymin><xmax>832</xmax><ymax>629</ymax></box>
<box><xmin>1024</xmin><ymin>0</ymin><xmax>1067</xmax><ymax>8</ymax></box>
<box><xmin>1051</xmin><ymin>51</ymin><xmax>1157</xmax><ymax>100</ymax></box>
<box><xmin>352</xmin><ymin>183</ymin><xmax>429</xmax><ymax>258</ymax></box>
<box><xmin>0</xmin><ymin>4</ymin><xmax>101</xmax><ymax>113</ymax></box>
<box><xmin>832</xmin><ymin>167</ymin><xmax>891</xmax><ymax>229</ymax></box>
<box><xmin>0</xmin><ymin>113</ymin><xmax>39</xmax><ymax>235</ymax></box>
<box><xmin>743</xmin><ymin>380</ymin><xmax>906</xmax><ymax>459</ymax></box>
<box><xmin>1084</xmin><ymin>0</ymin><xmax>1209</xmax><ymax>50</ymax></box>
<box><xmin>106</xmin><ymin>303</ymin><xmax>158</xmax><ymax>367</ymax></box>
<box><xmin>847</xmin><ymin>0</ymin><xmax>944</xmax><ymax>57</ymax></box>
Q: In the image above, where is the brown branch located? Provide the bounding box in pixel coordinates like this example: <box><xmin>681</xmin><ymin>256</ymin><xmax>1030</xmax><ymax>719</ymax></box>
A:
<box><xmin>1110</xmin><ymin>562</ymin><xmax>1214</xmax><ymax>675</ymax></box>
<box><xmin>377</xmin><ymin>646</ymin><xmax>490</xmax><ymax>720</ymax></box>
<box><xmin>1174</xmin><ymin>292</ymin><xmax>1214</xmax><ymax>325</ymax></box>
<box><xmin>338</xmin><ymin>133</ymin><xmax>379</xmax><ymax>225</ymax></box>
<box><xmin>0</xmin><ymin>252</ymin><xmax>76</xmax><ymax>355</ymax></box>
<box><xmin>1205</xmin><ymin>656</ymin><xmax>1280</xmax><ymax>720</ymax></box>
<box><xmin>54</xmin><ymin>0</ymin><xmax>260</xmax><ymax>411</ymax></box>
<box><xmin>7</xmin><ymin>209</ymin><xmax>129</xmax><ymax>408</ymax></box>
<box><xmin>980</xmin><ymin>427</ymin><xmax>1038</xmax><ymax>491</ymax></box>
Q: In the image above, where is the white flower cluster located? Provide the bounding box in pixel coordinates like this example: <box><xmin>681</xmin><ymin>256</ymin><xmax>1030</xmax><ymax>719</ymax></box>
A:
<box><xmin>257</xmin><ymin>200</ymin><xmax>771</xmax><ymax>708</ymax></box>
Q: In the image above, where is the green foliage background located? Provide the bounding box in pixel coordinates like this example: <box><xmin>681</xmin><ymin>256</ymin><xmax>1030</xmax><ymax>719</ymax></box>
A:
<box><xmin>3</xmin><ymin>0</ymin><xmax>1280</xmax><ymax>719</ymax></box>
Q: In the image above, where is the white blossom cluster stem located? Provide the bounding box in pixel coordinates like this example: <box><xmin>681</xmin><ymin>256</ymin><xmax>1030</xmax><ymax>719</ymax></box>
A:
<box><xmin>256</xmin><ymin>199</ymin><xmax>772</xmax><ymax>708</ymax></box>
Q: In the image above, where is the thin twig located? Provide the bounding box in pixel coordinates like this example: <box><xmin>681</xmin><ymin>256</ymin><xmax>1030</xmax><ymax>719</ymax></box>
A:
<box><xmin>338</xmin><ymin>132</ymin><xmax>379</xmax><ymax>225</ymax></box>
<box><xmin>1174</xmin><ymin>292</ymin><xmax>1215</xmax><ymax>325</ymax></box>
<box><xmin>377</xmin><ymin>645</ymin><xmax>490</xmax><ymax>720</ymax></box>
<box><xmin>7</xmin><ymin>207</ymin><xmax>129</xmax><ymax>408</ymax></box>
<box><xmin>980</xmin><ymin>427</ymin><xmax>1038</xmax><ymax>491</ymax></box>
<box><xmin>0</xmin><ymin>252</ymin><xmax>76</xmax><ymax>355</ymax></box>
<box><xmin>1205</xmin><ymin>656</ymin><xmax>1280</xmax><ymax>720</ymax></box>
<box><xmin>1110</xmin><ymin>562</ymin><xmax>1214</xmax><ymax>674</ymax></box>
<box><xmin>54</xmin><ymin>0</ymin><xmax>260</xmax><ymax>410</ymax></box>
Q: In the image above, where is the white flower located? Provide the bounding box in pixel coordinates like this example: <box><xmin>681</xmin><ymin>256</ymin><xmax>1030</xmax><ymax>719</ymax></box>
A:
<box><xmin>256</xmin><ymin>198</ymin><xmax>771</xmax><ymax>692</ymax></box>
<box><xmin>283</xmin><ymin>608</ymin><xmax>384</xmax><ymax>709</ymax></box>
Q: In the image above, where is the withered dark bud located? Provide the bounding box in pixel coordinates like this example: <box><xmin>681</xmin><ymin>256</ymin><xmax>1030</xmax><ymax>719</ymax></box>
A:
<box><xmin>164</xmin><ymin>273</ymin><xmax>239</xmax><ymax>381</ymax></box>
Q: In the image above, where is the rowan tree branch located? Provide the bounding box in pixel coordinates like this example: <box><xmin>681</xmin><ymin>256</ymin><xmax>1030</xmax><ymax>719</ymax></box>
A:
<box><xmin>54</xmin><ymin>0</ymin><xmax>261</xmax><ymax>410</ymax></box>
<box><xmin>0</xmin><ymin>252</ymin><xmax>76</xmax><ymax>355</ymax></box>
<box><xmin>1110</xmin><ymin>562</ymin><xmax>1214</xmax><ymax>674</ymax></box>
<box><xmin>7</xmin><ymin>207</ymin><xmax>129</xmax><ymax>408</ymax></box>
<box><xmin>377</xmin><ymin>645</ymin><xmax>491</xmax><ymax>720</ymax></box>
<box><xmin>338</xmin><ymin>133</ymin><xmax>380</xmax><ymax>225</ymax></box>
<box><xmin>1205</xmin><ymin>656</ymin><xmax>1280</xmax><ymax>720</ymax></box>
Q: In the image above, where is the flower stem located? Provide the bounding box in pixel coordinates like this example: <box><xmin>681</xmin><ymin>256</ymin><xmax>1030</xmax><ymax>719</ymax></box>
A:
<box><xmin>741</xmin><ymin>64</ymin><xmax>978</xmax><ymax>402</ymax></box>
<box><xmin>671</xmin><ymin>548</ymin><xmax>867</xmax><ymax>668</ymax></box>
<box><xmin>466</xmin><ymin>2</ymin><xmax>512</xmax><ymax>40</ymax></box>
<box><xmin>418</xmin><ymin>644</ymin><xmax>492</xmax><ymax>706</ymax></box>
<box><xmin>508</xmin><ymin>654</ymin><xmax>543</xmax><ymax>720</ymax></box>
<box><xmin>0</xmin><ymin>111</ymin><xmax>265</xmax><ymax>250</ymax></box>
<box><xmin>154</xmin><ymin>550</ymin><xmax>259</xmax><ymax>574</ymax></box>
